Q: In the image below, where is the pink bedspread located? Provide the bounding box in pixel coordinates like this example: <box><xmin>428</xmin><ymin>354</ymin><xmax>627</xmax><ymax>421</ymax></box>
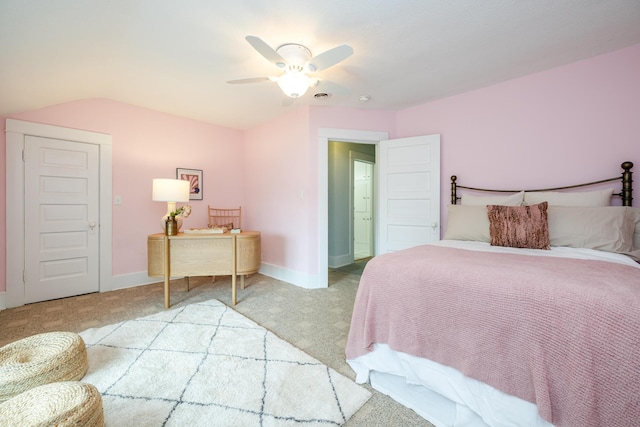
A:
<box><xmin>346</xmin><ymin>245</ymin><xmax>640</xmax><ymax>427</ymax></box>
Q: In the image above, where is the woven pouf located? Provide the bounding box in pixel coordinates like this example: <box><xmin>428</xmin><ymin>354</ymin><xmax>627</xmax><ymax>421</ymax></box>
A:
<box><xmin>0</xmin><ymin>381</ymin><xmax>104</xmax><ymax>427</ymax></box>
<box><xmin>0</xmin><ymin>332</ymin><xmax>88</xmax><ymax>402</ymax></box>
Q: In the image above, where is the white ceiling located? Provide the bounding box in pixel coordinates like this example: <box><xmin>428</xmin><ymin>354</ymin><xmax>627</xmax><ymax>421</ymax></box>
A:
<box><xmin>1</xmin><ymin>1</ymin><xmax>639</xmax><ymax>130</ymax></box>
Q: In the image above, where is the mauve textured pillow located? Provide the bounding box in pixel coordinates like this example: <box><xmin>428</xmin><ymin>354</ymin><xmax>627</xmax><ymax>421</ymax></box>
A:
<box><xmin>487</xmin><ymin>202</ymin><xmax>550</xmax><ymax>250</ymax></box>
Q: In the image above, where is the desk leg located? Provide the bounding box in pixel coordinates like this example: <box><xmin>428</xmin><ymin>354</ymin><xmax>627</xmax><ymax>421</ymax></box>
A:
<box><xmin>232</xmin><ymin>236</ymin><xmax>237</xmax><ymax>305</ymax></box>
<box><xmin>232</xmin><ymin>274</ymin><xmax>236</xmax><ymax>305</ymax></box>
<box><xmin>164</xmin><ymin>236</ymin><xmax>171</xmax><ymax>309</ymax></box>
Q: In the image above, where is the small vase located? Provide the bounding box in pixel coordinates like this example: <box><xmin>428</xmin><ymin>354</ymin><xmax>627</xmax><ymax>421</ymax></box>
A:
<box><xmin>160</xmin><ymin>215</ymin><xmax>183</xmax><ymax>232</ymax></box>
<box><xmin>165</xmin><ymin>217</ymin><xmax>178</xmax><ymax>236</ymax></box>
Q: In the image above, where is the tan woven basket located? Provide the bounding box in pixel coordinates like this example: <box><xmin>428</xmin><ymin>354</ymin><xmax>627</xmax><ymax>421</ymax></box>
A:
<box><xmin>0</xmin><ymin>381</ymin><xmax>104</xmax><ymax>427</ymax></box>
<box><xmin>0</xmin><ymin>332</ymin><xmax>88</xmax><ymax>402</ymax></box>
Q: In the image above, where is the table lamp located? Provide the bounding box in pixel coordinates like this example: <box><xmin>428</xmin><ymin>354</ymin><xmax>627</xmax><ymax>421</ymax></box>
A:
<box><xmin>152</xmin><ymin>178</ymin><xmax>190</xmax><ymax>231</ymax></box>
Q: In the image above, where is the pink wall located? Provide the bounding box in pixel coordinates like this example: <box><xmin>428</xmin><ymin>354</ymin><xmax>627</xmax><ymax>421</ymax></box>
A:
<box><xmin>243</xmin><ymin>107</ymin><xmax>313</xmax><ymax>274</ymax></box>
<box><xmin>396</xmin><ymin>44</ymin><xmax>640</xmax><ymax>232</ymax></box>
<box><xmin>1</xmin><ymin>99</ymin><xmax>244</xmax><ymax>292</ymax></box>
<box><xmin>1</xmin><ymin>43</ymin><xmax>638</xmax><ymax>296</ymax></box>
<box><xmin>243</xmin><ymin>106</ymin><xmax>396</xmax><ymax>279</ymax></box>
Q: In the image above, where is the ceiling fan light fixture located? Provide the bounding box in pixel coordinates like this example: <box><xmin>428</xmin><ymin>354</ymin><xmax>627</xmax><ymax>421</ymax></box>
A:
<box><xmin>232</xmin><ymin>37</ymin><xmax>353</xmax><ymax>100</ymax></box>
<box><xmin>277</xmin><ymin>71</ymin><xmax>311</xmax><ymax>98</ymax></box>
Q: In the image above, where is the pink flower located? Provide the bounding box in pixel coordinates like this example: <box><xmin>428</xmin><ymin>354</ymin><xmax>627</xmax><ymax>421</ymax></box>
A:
<box><xmin>169</xmin><ymin>204</ymin><xmax>192</xmax><ymax>219</ymax></box>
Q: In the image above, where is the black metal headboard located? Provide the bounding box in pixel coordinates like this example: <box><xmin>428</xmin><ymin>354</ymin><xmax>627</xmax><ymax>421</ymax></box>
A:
<box><xmin>451</xmin><ymin>161</ymin><xmax>634</xmax><ymax>206</ymax></box>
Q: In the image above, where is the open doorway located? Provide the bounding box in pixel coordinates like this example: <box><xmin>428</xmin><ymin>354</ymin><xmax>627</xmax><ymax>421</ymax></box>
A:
<box><xmin>327</xmin><ymin>141</ymin><xmax>375</xmax><ymax>275</ymax></box>
<box><xmin>318</xmin><ymin>129</ymin><xmax>440</xmax><ymax>288</ymax></box>
<box><xmin>317</xmin><ymin>128</ymin><xmax>389</xmax><ymax>288</ymax></box>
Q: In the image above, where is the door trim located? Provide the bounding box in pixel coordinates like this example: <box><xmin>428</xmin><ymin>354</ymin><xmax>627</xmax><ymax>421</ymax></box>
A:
<box><xmin>5</xmin><ymin>119</ymin><xmax>113</xmax><ymax>308</ymax></box>
<box><xmin>317</xmin><ymin>128</ymin><xmax>388</xmax><ymax>288</ymax></box>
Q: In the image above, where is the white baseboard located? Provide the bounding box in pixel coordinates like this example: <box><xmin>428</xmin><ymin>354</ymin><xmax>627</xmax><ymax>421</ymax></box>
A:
<box><xmin>257</xmin><ymin>263</ymin><xmax>325</xmax><ymax>289</ymax></box>
<box><xmin>0</xmin><ymin>264</ymin><xmax>321</xmax><ymax>311</ymax></box>
<box><xmin>328</xmin><ymin>253</ymin><xmax>353</xmax><ymax>269</ymax></box>
<box><xmin>112</xmin><ymin>263</ymin><xmax>324</xmax><ymax>291</ymax></box>
<box><xmin>109</xmin><ymin>271</ymin><xmax>165</xmax><ymax>291</ymax></box>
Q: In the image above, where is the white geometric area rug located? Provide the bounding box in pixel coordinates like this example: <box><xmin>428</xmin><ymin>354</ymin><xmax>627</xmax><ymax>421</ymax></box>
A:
<box><xmin>79</xmin><ymin>299</ymin><xmax>371</xmax><ymax>426</ymax></box>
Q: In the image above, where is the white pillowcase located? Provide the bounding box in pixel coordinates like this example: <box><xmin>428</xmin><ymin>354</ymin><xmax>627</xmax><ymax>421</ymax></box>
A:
<box><xmin>460</xmin><ymin>191</ymin><xmax>524</xmax><ymax>206</ymax></box>
<box><xmin>524</xmin><ymin>188</ymin><xmax>614</xmax><ymax>207</ymax></box>
<box><xmin>631</xmin><ymin>207</ymin><xmax>640</xmax><ymax>250</ymax></box>
<box><xmin>547</xmin><ymin>206</ymin><xmax>636</xmax><ymax>253</ymax></box>
<box><xmin>443</xmin><ymin>205</ymin><xmax>490</xmax><ymax>242</ymax></box>
<box><xmin>444</xmin><ymin>204</ymin><xmax>640</xmax><ymax>255</ymax></box>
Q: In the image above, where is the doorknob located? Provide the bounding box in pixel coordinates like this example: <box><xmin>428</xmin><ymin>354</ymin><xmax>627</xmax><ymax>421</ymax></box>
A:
<box><xmin>430</xmin><ymin>222</ymin><xmax>438</xmax><ymax>230</ymax></box>
<box><xmin>89</xmin><ymin>221</ymin><xmax>97</xmax><ymax>231</ymax></box>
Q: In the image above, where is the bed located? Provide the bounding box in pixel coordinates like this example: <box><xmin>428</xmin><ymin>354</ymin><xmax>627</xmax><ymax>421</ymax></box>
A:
<box><xmin>345</xmin><ymin>162</ymin><xmax>639</xmax><ymax>427</ymax></box>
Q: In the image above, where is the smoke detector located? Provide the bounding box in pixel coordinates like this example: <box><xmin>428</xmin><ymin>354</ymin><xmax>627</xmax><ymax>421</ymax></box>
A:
<box><xmin>358</xmin><ymin>95</ymin><xmax>371</xmax><ymax>103</ymax></box>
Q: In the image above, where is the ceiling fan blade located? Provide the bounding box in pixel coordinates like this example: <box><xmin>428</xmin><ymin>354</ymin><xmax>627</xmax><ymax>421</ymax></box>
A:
<box><xmin>308</xmin><ymin>44</ymin><xmax>353</xmax><ymax>72</ymax></box>
<box><xmin>227</xmin><ymin>77</ymin><xmax>274</xmax><ymax>84</ymax></box>
<box><xmin>245</xmin><ymin>35</ymin><xmax>286</xmax><ymax>67</ymax></box>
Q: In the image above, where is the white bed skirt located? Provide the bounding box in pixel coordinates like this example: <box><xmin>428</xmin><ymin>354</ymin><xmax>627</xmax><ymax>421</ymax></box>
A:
<box><xmin>348</xmin><ymin>344</ymin><xmax>554</xmax><ymax>427</ymax></box>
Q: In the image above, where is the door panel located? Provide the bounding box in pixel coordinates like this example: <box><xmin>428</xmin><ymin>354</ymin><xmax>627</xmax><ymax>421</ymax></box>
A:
<box><xmin>353</xmin><ymin>160</ymin><xmax>374</xmax><ymax>260</ymax></box>
<box><xmin>388</xmin><ymin>171</ymin><xmax>430</xmax><ymax>191</ymax></box>
<box><xmin>387</xmin><ymin>199</ymin><xmax>430</xmax><ymax>222</ymax></box>
<box><xmin>378</xmin><ymin>134</ymin><xmax>440</xmax><ymax>253</ymax></box>
<box><xmin>388</xmin><ymin>225</ymin><xmax>431</xmax><ymax>243</ymax></box>
<box><xmin>24</xmin><ymin>136</ymin><xmax>100</xmax><ymax>303</ymax></box>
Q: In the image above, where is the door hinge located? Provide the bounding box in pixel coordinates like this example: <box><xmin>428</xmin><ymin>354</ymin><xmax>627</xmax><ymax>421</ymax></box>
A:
<box><xmin>22</xmin><ymin>148</ymin><xmax>25</xmax><ymax>162</ymax></box>
<box><xmin>22</xmin><ymin>269</ymin><xmax>26</xmax><ymax>283</ymax></box>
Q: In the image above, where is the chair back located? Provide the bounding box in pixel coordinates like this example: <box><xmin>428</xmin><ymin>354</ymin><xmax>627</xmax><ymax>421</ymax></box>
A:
<box><xmin>208</xmin><ymin>206</ymin><xmax>241</xmax><ymax>230</ymax></box>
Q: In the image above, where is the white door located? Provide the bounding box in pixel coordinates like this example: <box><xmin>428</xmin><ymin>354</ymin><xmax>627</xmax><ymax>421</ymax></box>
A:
<box><xmin>353</xmin><ymin>160</ymin><xmax>374</xmax><ymax>259</ymax></box>
<box><xmin>24</xmin><ymin>136</ymin><xmax>100</xmax><ymax>303</ymax></box>
<box><xmin>378</xmin><ymin>134</ymin><xmax>441</xmax><ymax>254</ymax></box>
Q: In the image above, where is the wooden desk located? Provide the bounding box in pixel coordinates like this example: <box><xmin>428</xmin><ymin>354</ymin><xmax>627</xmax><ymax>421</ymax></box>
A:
<box><xmin>147</xmin><ymin>231</ymin><xmax>261</xmax><ymax>308</ymax></box>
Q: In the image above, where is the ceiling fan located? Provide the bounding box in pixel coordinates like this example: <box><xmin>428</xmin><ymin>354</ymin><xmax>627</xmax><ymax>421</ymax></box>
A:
<box><xmin>228</xmin><ymin>35</ymin><xmax>353</xmax><ymax>99</ymax></box>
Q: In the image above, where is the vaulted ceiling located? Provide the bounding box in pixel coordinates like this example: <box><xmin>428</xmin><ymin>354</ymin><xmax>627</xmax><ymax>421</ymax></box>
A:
<box><xmin>1</xmin><ymin>1</ymin><xmax>639</xmax><ymax>130</ymax></box>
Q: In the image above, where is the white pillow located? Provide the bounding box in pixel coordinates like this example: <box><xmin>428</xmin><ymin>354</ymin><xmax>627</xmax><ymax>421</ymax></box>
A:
<box><xmin>461</xmin><ymin>191</ymin><xmax>524</xmax><ymax>206</ymax></box>
<box><xmin>631</xmin><ymin>207</ymin><xmax>640</xmax><ymax>250</ymax></box>
<box><xmin>444</xmin><ymin>205</ymin><xmax>490</xmax><ymax>242</ymax></box>
<box><xmin>547</xmin><ymin>206</ymin><xmax>636</xmax><ymax>253</ymax></box>
<box><xmin>524</xmin><ymin>188</ymin><xmax>614</xmax><ymax>207</ymax></box>
<box><xmin>444</xmin><ymin>204</ymin><xmax>640</xmax><ymax>253</ymax></box>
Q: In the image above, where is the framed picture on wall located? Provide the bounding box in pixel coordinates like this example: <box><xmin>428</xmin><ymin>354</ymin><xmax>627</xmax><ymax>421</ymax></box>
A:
<box><xmin>176</xmin><ymin>168</ymin><xmax>203</xmax><ymax>200</ymax></box>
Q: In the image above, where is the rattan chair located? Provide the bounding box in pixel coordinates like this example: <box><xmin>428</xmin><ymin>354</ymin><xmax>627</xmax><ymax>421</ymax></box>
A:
<box><xmin>208</xmin><ymin>206</ymin><xmax>241</xmax><ymax>230</ymax></box>
<box><xmin>205</xmin><ymin>206</ymin><xmax>247</xmax><ymax>288</ymax></box>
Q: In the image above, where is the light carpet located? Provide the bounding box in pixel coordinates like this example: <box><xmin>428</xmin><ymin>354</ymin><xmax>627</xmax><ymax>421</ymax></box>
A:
<box><xmin>79</xmin><ymin>299</ymin><xmax>371</xmax><ymax>426</ymax></box>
